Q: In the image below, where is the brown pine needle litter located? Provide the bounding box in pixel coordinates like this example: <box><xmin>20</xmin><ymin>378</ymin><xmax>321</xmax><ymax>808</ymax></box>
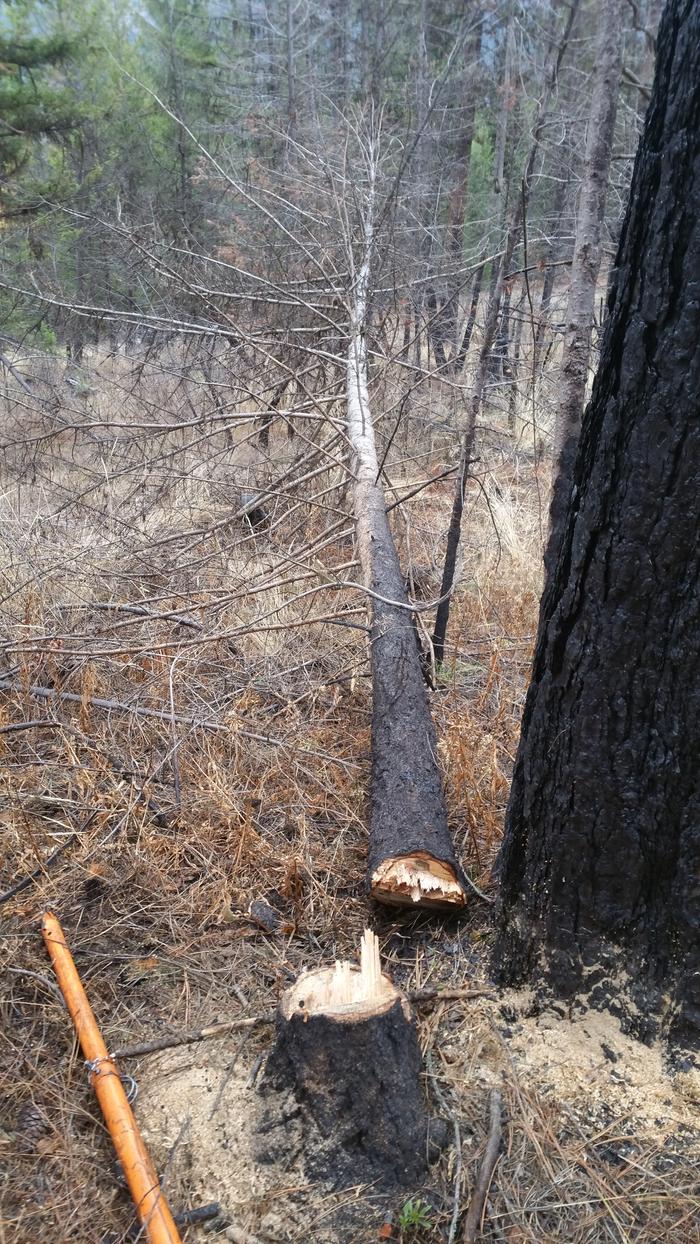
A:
<box><xmin>1</xmin><ymin>409</ymin><xmax>698</xmax><ymax>1244</ymax></box>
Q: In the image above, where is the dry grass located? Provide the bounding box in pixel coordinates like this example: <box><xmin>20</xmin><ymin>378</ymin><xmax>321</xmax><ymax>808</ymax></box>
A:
<box><xmin>0</xmin><ymin>349</ymin><xmax>697</xmax><ymax>1244</ymax></box>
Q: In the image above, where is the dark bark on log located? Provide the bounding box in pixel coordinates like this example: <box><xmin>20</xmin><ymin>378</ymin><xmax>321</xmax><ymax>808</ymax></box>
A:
<box><xmin>359</xmin><ymin>447</ymin><xmax>466</xmax><ymax>905</ymax></box>
<box><xmin>495</xmin><ymin>0</ymin><xmax>700</xmax><ymax>1046</ymax></box>
<box><xmin>347</xmin><ymin>168</ymin><xmax>466</xmax><ymax>909</ymax></box>
<box><xmin>255</xmin><ymin>940</ymin><xmax>431</xmax><ymax>1189</ymax></box>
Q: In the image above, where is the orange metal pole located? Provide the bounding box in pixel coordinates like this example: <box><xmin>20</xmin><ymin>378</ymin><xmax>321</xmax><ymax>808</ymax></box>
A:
<box><xmin>41</xmin><ymin>912</ymin><xmax>183</xmax><ymax>1244</ymax></box>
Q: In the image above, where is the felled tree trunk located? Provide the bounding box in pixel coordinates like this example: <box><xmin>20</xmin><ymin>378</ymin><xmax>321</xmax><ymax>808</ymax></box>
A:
<box><xmin>346</xmin><ymin>154</ymin><xmax>466</xmax><ymax>910</ymax></box>
<box><xmin>256</xmin><ymin>931</ymin><xmax>431</xmax><ymax>1189</ymax></box>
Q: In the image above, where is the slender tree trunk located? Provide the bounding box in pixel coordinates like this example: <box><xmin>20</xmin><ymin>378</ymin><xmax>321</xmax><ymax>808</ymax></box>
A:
<box><xmin>433</xmin><ymin>1</ymin><xmax>581</xmax><ymax>667</ymax></box>
<box><xmin>346</xmin><ymin>156</ymin><xmax>466</xmax><ymax>909</ymax></box>
<box><xmin>425</xmin><ymin>286</ymin><xmax>448</xmax><ymax>371</ymax></box>
<box><xmin>495</xmin><ymin>0</ymin><xmax>700</xmax><ymax>1047</ymax></box>
<box><xmin>530</xmin><ymin>174</ymin><xmax>572</xmax><ymax>381</ymax></box>
<box><xmin>552</xmin><ymin>0</ymin><xmax>624</xmax><ymax>522</ymax></box>
<box><xmin>439</xmin><ymin>17</ymin><xmax>483</xmax><ymax>354</ymax></box>
<box><xmin>453</xmin><ymin>261</ymin><xmax>484</xmax><ymax>371</ymax></box>
<box><xmin>507</xmin><ymin>283</ymin><xmax>524</xmax><ymax>430</ymax></box>
<box><xmin>452</xmin><ymin>7</ymin><xmax>513</xmax><ymax>375</ymax></box>
<box><xmin>286</xmin><ymin>0</ymin><xmax>297</xmax><ymax>141</ymax></box>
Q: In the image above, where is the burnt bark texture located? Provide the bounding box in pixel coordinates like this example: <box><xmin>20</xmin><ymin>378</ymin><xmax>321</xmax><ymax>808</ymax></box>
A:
<box><xmin>362</xmin><ymin>475</ymin><xmax>465</xmax><ymax>891</ymax></box>
<box><xmin>257</xmin><ymin>998</ymin><xmax>429</xmax><ymax>1188</ymax></box>
<box><xmin>495</xmin><ymin>0</ymin><xmax>700</xmax><ymax>1047</ymax></box>
<box><xmin>347</xmin><ymin>159</ymin><xmax>466</xmax><ymax>906</ymax></box>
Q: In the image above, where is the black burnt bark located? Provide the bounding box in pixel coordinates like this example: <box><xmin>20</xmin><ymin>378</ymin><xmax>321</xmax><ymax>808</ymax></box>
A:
<box><xmin>257</xmin><ymin>996</ymin><xmax>429</xmax><ymax>1189</ymax></box>
<box><xmin>495</xmin><ymin>0</ymin><xmax>700</xmax><ymax>1046</ymax></box>
<box><xmin>362</xmin><ymin>482</ymin><xmax>467</xmax><ymax>901</ymax></box>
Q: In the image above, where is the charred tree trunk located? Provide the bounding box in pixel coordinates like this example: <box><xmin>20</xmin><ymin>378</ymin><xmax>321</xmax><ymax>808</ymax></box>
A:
<box><xmin>256</xmin><ymin>931</ymin><xmax>432</xmax><ymax>1188</ymax></box>
<box><xmin>552</xmin><ymin>0</ymin><xmax>623</xmax><ymax>518</ymax></box>
<box><xmin>347</xmin><ymin>158</ymin><xmax>466</xmax><ymax>909</ymax></box>
<box><xmin>495</xmin><ymin>0</ymin><xmax>700</xmax><ymax>1048</ymax></box>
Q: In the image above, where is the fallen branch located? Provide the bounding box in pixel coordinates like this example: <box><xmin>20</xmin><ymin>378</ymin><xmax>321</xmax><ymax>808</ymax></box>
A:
<box><xmin>0</xmin><ymin>834</ymin><xmax>78</xmax><ymax>906</ymax></box>
<box><xmin>0</xmin><ymin>809</ymin><xmax>101</xmax><ymax>907</ymax></box>
<box><xmin>109</xmin><ymin>988</ymin><xmax>495</xmax><ymax>1062</ymax></box>
<box><xmin>0</xmin><ymin>679</ymin><xmax>359</xmax><ymax>768</ymax></box>
<box><xmin>0</xmin><ymin>718</ymin><xmax>65</xmax><ymax>735</ymax></box>
<box><xmin>462</xmin><ymin>1088</ymin><xmax>503</xmax><ymax>1242</ymax></box>
<box><xmin>173</xmin><ymin>1203</ymin><xmax>220</xmax><ymax>1227</ymax></box>
<box><xmin>110</xmin><ymin>1014</ymin><xmax>276</xmax><ymax>1061</ymax></box>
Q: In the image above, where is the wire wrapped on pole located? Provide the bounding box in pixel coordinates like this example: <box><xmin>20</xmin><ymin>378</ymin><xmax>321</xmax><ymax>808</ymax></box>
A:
<box><xmin>41</xmin><ymin>911</ymin><xmax>183</xmax><ymax>1244</ymax></box>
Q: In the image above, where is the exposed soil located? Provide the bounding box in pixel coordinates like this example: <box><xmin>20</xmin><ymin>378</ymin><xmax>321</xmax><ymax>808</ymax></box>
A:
<box><xmin>136</xmin><ymin>981</ymin><xmax>700</xmax><ymax>1243</ymax></box>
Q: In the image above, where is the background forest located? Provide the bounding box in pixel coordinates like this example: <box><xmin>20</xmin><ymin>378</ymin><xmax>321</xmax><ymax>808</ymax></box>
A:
<box><xmin>3</xmin><ymin>1</ymin><xmax>699</xmax><ymax>1243</ymax></box>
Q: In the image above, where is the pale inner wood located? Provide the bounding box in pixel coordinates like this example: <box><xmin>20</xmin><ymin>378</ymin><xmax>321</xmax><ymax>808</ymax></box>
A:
<box><xmin>282</xmin><ymin>929</ymin><xmax>397</xmax><ymax>1018</ymax></box>
<box><xmin>371</xmin><ymin>851</ymin><xmax>465</xmax><ymax>907</ymax></box>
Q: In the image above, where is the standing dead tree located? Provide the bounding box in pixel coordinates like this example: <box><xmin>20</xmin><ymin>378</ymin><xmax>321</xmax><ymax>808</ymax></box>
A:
<box><xmin>344</xmin><ymin>135</ymin><xmax>467</xmax><ymax>910</ymax></box>
<box><xmin>551</xmin><ymin>0</ymin><xmax>624</xmax><ymax>536</ymax></box>
<box><xmin>432</xmin><ymin>0</ymin><xmax>581</xmax><ymax>670</ymax></box>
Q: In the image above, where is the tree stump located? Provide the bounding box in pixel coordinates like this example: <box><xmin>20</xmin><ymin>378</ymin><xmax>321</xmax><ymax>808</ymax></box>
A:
<box><xmin>256</xmin><ymin>931</ymin><xmax>431</xmax><ymax>1189</ymax></box>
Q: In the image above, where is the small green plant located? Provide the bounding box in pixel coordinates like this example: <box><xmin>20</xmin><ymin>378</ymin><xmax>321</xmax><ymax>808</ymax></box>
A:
<box><xmin>398</xmin><ymin>1197</ymin><xmax>432</xmax><ymax>1234</ymax></box>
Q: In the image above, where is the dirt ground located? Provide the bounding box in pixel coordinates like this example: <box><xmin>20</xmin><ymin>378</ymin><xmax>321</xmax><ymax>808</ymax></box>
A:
<box><xmin>135</xmin><ymin>956</ymin><xmax>700</xmax><ymax>1244</ymax></box>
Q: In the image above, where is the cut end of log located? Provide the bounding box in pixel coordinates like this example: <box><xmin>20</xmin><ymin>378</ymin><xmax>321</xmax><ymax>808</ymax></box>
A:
<box><xmin>281</xmin><ymin>929</ymin><xmax>399</xmax><ymax>1021</ymax></box>
<box><xmin>371</xmin><ymin>851</ymin><xmax>466</xmax><ymax>909</ymax></box>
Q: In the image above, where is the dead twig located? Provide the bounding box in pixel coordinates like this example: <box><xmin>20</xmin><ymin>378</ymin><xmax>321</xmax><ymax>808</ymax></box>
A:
<box><xmin>463</xmin><ymin>1088</ymin><xmax>503</xmax><ymax>1242</ymax></box>
<box><xmin>410</xmin><ymin>987</ymin><xmax>496</xmax><ymax>1005</ymax></box>
<box><xmin>208</xmin><ymin>1030</ymin><xmax>252</xmax><ymax>1120</ymax></box>
<box><xmin>110</xmin><ymin>1014</ymin><xmax>276</xmax><ymax>1061</ymax></box>
<box><xmin>0</xmin><ymin>809</ymin><xmax>99</xmax><ymax>906</ymax></box>
<box><xmin>173</xmin><ymin>1203</ymin><xmax>220</xmax><ymax>1227</ymax></box>
<box><xmin>426</xmin><ymin>1044</ymin><xmax>462</xmax><ymax>1244</ymax></box>
<box><xmin>108</xmin><ymin>989</ymin><xmax>493</xmax><ymax>1062</ymax></box>
<box><xmin>0</xmin><ymin>718</ymin><xmax>64</xmax><ymax>735</ymax></box>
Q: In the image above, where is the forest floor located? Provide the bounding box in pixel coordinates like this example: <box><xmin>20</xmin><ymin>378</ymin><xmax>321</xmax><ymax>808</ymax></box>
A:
<box><xmin>1</xmin><ymin>379</ymin><xmax>699</xmax><ymax>1244</ymax></box>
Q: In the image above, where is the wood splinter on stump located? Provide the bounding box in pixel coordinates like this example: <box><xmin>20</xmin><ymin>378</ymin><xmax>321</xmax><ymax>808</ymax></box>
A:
<box><xmin>256</xmin><ymin>930</ymin><xmax>435</xmax><ymax>1189</ymax></box>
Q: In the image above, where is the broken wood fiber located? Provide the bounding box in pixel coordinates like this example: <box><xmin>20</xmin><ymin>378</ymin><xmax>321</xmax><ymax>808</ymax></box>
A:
<box><xmin>256</xmin><ymin>930</ymin><xmax>431</xmax><ymax>1189</ymax></box>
